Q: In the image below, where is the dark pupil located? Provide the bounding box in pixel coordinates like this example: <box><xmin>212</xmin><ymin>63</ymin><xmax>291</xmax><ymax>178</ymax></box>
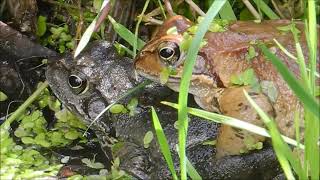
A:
<box><xmin>160</xmin><ymin>48</ymin><xmax>174</xmax><ymax>59</ymax></box>
<box><xmin>69</xmin><ymin>75</ymin><xmax>82</xmax><ymax>88</ymax></box>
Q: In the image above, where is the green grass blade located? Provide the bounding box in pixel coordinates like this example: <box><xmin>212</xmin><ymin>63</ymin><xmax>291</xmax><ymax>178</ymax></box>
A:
<box><xmin>133</xmin><ymin>0</ymin><xmax>150</xmax><ymax>57</ymax></box>
<box><xmin>219</xmin><ymin>1</ymin><xmax>237</xmax><ymax>20</ymax></box>
<box><xmin>304</xmin><ymin>3</ymin><xmax>319</xmax><ymax>176</ymax></box>
<box><xmin>108</xmin><ymin>16</ymin><xmax>146</xmax><ymax>50</ymax></box>
<box><xmin>162</xmin><ymin>101</ymin><xmax>304</xmax><ymax>149</ymax></box>
<box><xmin>175</xmin><ymin>145</ymin><xmax>202</xmax><ymax>180</ymax></box>
<box><xmin>258</xmin><ymin>43</ymin><xmax>319</xmax><ymax>119</ymax></box>
<box><xmin>244</xmin><ymin>90</ymin><xmax>306</xmax><ymax>179</ymax></box>
<box><xmin>307</xmin><ymin>0</ymin><xmax>318</xmax><ymax>95</ymax></box>
<box><xmin>177</xmin><ymin>1</ymin><xmax>227</xmax><ymax>179</ymax></box>
<box><xmin>273</xmin><ymin>38</ymin><xmax>319</xmax><ymax>77</ymax></box>
<box><xmin>151</xmin><ymin>107</ymin><xmax>178</xmax><ymax>180</ymax></box>
<box><xmin>186</xmin><ymin>158</ymin><xmax>202</xmax><ymax>180</ymax></box>
<box><xmin>252</xmin><ymin>0</ymin><xmax>280</xmax><ymax>19</ymax></box>
<box><xmin>1</xmin><ymin>81</ymin><xmax>49</xmax><ymax>131</ymax></box>
<box><xmin>158</xmin><ymin>0</ymin><xmax>167</xmax><ymax>19</ymax></box>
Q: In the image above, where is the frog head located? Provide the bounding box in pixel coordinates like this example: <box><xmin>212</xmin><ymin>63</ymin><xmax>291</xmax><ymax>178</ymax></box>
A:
<box><xmin>46</xmin><ymin>41</ymin><xmax>136</xmax><ymax>133</ymax></box>
<box><xmin>134</xmin><ymin>15</ymin><xmax>217</xmax><ymax>96</ymax></box>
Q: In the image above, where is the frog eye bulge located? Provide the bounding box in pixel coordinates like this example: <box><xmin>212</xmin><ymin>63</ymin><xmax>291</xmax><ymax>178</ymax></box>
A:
<box><xmin>158</xmin><ymin>42</ymin><xmax>180</xmax><ymax>65</ymax></box>
<box><xmin>68</xmin><ymin>74</ymin><xmax>88</xmax><ymax>94</ymax></box>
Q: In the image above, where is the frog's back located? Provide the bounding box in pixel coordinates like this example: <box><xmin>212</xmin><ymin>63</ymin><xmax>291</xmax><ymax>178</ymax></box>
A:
<box><xmin>202</xmin><ymin>20</ymin><xmax>319</xmax><ymax>138</ymax></box>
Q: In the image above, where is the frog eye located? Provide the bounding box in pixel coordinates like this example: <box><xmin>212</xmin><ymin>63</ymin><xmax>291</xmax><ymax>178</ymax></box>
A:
<box><xmin>158</xmin><ymin>42</ymin><xmax>180</xmax><ymax>65</ymax></box>
<box><xmin>68</xmin><ymin>74</ymin><xmax>89</xmax><ymax>94</ymax></box>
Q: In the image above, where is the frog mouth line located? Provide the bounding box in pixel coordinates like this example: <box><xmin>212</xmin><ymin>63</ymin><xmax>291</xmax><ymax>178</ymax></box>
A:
<box><xmin>136</xmin><ymin>70</ymin><xmax>181</xmax><ymax>84</ymax></box>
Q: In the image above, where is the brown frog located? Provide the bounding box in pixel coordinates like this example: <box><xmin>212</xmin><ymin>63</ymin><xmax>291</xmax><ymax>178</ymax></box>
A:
<box><xmin>134</xmin><ymin>15</ymin><xmax>319</xmax><ymax>157</ymax></box>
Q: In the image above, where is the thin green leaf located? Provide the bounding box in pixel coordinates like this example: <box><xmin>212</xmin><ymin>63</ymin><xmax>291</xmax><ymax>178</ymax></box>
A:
<box><xmin>306</xmin><ymin>2</ymin><xmax>319</xmax><ymax>177</ymax></box>
<box><xmin>219</xmin><ymin>1</ymin><xmax>237</xmax><ymax>20</ymax></box>
<box><xmin>157</xmin><ymin>0</ymin><xmax>167</xmax><ymax>19</ymax></box>
<box><xmin>151</xmin><ymin>107</ymin><xmax>178</xmax><ymax>180</ymax></box>
<box><xmin>108</xmin><ymin>16</ymin><xmax>146</xmax><ymax>50</ymax></box>
<box><xmin>1</xmin><ymin>82</ymin><xmax>48</xmax><ymax>132</ymax></box>
<box><xmin>161</xmin><ymin>101</ymin><xmax>304</xmax><ymax>149</ymax></box>
<box><xmin>273</xmin><ymin>38</ymin><xmax>319</xmax><ymax>78</ymax></box>
<box><xmin>175</xmin><ymin>145</ymin><xmax>202</xmax><ymax>180</ymax></box>
<box><xmin>258</xmin><ymin>43</ymin><xmax>319</xmax><ymax>119</ymax></box>
<box><xmin>186</xmin><ymin>158</ymin><xmax>202</xmax><ymax>180</ymax></box>
<box><xmin>252</xmin><ymin>0</ymin><xmax>280</xmax><ymax>19</ymax></box>
<box><xmin>177</xmin><ymin>1</ymin><xmax>227</xmax><ymax>179</ymax></box>
<box><xmin>133</xmin><ymin>0</ymin><xmax>150</xmax><ymax>57</ymax></box>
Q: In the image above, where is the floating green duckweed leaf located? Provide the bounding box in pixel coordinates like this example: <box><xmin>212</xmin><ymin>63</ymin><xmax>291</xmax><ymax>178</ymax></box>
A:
<box><xmin>21</xmin><ymin>137</ymin><xmax>34</xmax><ymax>144</ymax></box>
<box><xmin>202</xmin><ymin>140</ymin><xmax>216</xmax><ymax>146</ymax></box>
<box><xmin>127</xmin><ymin>98</ymin><xmax>139</xmax><ymax>116</ymax></box>
<box><xmin>64</xmin><ymin>129</ymin><xmax>80</xmax><ymax>140</ymax></box>
<box><xmin>209</xmin><ymin>19</ymin><xmax>229</xmax><ymax>32</ymax></box>
<box><xmin>0</xmin><ymin>91</ymin><xmax>8</xmax><ymax>101</ymax></box>
<box><xmin>246</xmin><ymin>46</ymin><xmax>256</xmax><ymax>61</ymax></box>
<box><xmin>81</xmin><ymin>158</ymin><xmax>105</xmax><ymax>169</ymax></box>
<box><xmin>143</xmin><ymin>131</ymin><xmax>154</xmax><ymax>148</ymax></box>
<box><xmin>67</xmin><ymin>174</ymin><xmax>84</xmax><ymax>180</ymax></box>
<box><xmin>160</xmin><ymin>67</ymin><xmax>171</xmax><ymax>84</ymax></box>
<box><xmin>36</xmin><ymin>16</ymin><xmax>47</xmax><ymax>37</ymax></box>
<box><xmin>166</xmin><ymin>26</ymin><xmax>178</xmax><ymax>35</ymax></box>
<box><xmin>187</xmin><ymin>25</ymin><xmax>199</xmax><ymax>34</ymax></box>
<box><xmin>14</xmin><ymin>127</ymin><xmax>30</xmax><ymax>137</ymax></box>
<box><xmin>261</xmin><ymin>81</ymin><xmax>278</xmax><ymax>103</ymax></box>
<box><xmin>230</xmin><ymin>68</ymin><xmax>259</xmax><ymax>88</ymax></box>
<box><xmin>110</xmin><ymin>104</ymin><xmax>125</xmax><ymax>114</ymax></box>
<box><xmin>180</xmin><ymin>32</ymin><xmax>193</xmax><ymax>51</ymax></box>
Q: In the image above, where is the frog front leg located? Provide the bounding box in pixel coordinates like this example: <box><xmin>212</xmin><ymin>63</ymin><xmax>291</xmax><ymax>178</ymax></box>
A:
<box><xmin>215</xmin><ymin>86</ymin><xmax>275</xmax><ymax>158</ymax></box>
<box><xmin>112</xmin><ymin>142</ymin><xmax>152</xmax><ymax>180</ymax></box>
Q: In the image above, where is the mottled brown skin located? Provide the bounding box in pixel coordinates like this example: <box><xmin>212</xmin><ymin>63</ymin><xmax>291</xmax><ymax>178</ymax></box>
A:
<box><xmin>134</xmin><ymin>15</ymin><xmax>319</xmax><ymax>157</ymax></box>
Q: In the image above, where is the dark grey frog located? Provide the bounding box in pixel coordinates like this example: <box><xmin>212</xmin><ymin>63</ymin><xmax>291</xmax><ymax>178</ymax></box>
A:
<box><xmin>47</xmin><ymin>41</ymin><xmax>282</xmax><ymax>179</ymax></box>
